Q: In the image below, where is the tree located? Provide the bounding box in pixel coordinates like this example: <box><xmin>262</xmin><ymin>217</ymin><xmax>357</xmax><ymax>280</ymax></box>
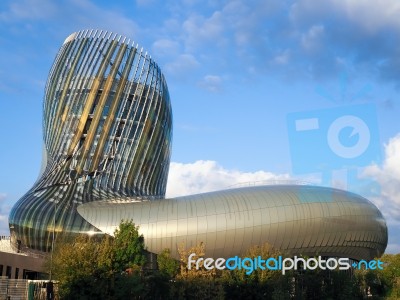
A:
<box><xmin>379</xmin><ymin>253</ymin><xmax>400</xmax><ymax>298</ymax></box>
<box><xmin>355</xmin><ymin>253</ymin><xmax>400</xmax><ymax>298</ymax></box>
<box><xmin>171</xmin><ymin>242</ymin><xmax>225</xmax><ymax>299</ymax></box>
<box><xmin>221</xmin><ymin>243</ymin><xmax>283</xmax><ymax>299</ymax></box>
<box><xmin>177</xmin><ymin>241</ymin><xmax>216</xmax><ymax>279</ymax></box>
<box><xmin>48</xmin><ymin>234</ymin><xmax>113</xmax><ymax>299</ymax></box>
<box><xmin>47</xmin><ymin>220</ymin><xmax>147</xmax><ymax>299</ymax></box>
<box><xmin>157</xmin><ymin>248</ymin><xmax>179</xmax><ymax>278</ymax></box>
<box><xmin>111</xmin><ymin>220</ymin><xmax>146</xmax><ymax>299</ymax></box>
<box><xmin>112</xmin><ymin>220</ymin><xmax>146</xmax><ymax>272</ymax></box>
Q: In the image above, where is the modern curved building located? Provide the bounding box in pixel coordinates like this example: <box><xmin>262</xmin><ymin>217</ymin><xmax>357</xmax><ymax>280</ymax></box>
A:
<box><xmin>9</xmin><ymin>30</ymin><xmax>172</xmax><ymax>253</ymax></box>
<box><xmin>78</xmin><ymin>185</ymin><xmax>387</xmax><ymax>261</ymax></box>
<box><xmin>8</xmin><ymin>30</ymin><xmax>387</xmax><ymax>263</ymax></box>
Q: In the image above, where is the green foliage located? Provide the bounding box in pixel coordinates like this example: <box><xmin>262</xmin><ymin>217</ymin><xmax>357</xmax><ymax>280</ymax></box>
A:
<box><xmin>114</xmin><ymin>267</ymin><xmax>144</xmax><ymax>299</ymax></box>
<box><xmin>49</xmin><ymin>234</ymin><xmax>114</xmax><ymax>299</ymax></box>
<box><xmin>113</xmin><ymin>220</ymin><xmax>146</xmax><ymax>271</ymax></box>
<box><xmin>177</xmin><ymin>241</ymin><xmax>217</xmax><ymax>278</ymax></box>
<box><xmin>141</xmin><ymin>271</ymin><xmax>171</xmax><ymax>299</ymax></box>
<box><xmin>170</xmin><ymin>242</ymin><xmax>371</xmax><ymax>300</ymax></box>
<box><xmin>222</xmin><ymin>243</ymin><xmax>281</xmax><ymax>284</ymax></box>
<box><xmin>220</xmin><ymin>243</ymin><xmax>282</xmax><ymax>299</ymax></box>
<box><xmin>48</xmin><ymin>228</ymin><xmax>400</xmax><ymax>300</ymax></box>
<box><xmin>379</xmin><ymin>253</ymin><xmax>400</xmax><ymax>298</ymax></box>
<box><xmin>157</xmin><ymin>248</ymin><xmax>179</xmax><ymax>278</ymax></box>
<box><xmin>355</xmin><ymin>253</ymin><xmax>400</xmax><ymax>298</ymax></box>
<box><xmin>47</xmin><ymin>220</ymin><xmax>146</xmax><ymax>299</ymax></box>
<box><xmin>170</xmin><ymin>277</ymin><xmax>225</xmax><ymax>300</ymax></box>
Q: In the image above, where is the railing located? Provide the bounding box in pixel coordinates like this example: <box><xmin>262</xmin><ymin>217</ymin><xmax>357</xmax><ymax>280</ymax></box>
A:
<box><xmin>226</xmin><ymin>180</ymin><xmax>312</xmax><ymax>189</ymax></box>
<box><xmin>0</xmin><ymin>277</ymin><xmax>59</xmax><ymax>300</ymax></box>
<box><xmin>0</xmin><ymin>238</ymin><xmax>47</xmax><ymax>260</ymax></box>
<box><xmin>17</xmin><ymin>248</ymin><xmax>48</xmax><ymax>260</ymax></box>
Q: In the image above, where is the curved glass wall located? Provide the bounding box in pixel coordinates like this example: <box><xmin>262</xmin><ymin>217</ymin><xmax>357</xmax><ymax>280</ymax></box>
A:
<box><xmin>9</xmin><ymin>30</ymin><xmax>172</xmax><ymax>252</ymax></box>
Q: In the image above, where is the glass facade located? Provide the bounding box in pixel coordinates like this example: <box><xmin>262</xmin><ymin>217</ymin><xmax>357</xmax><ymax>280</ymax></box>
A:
<box><xmin>9</xmin><ymin>30</ymin><xmax>172</xmax><ymax>252</ymax></box>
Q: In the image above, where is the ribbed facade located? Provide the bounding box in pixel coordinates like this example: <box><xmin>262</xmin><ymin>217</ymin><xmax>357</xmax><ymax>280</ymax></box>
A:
<box><xmin>78</xmin><ymin>185</ymin><xmax>388</xmax><ymax>261</ymax></box>
<box><xmin>9</xmin><ymin>30</ymin><xmax>172</xmax><ymax>252</ymax></box>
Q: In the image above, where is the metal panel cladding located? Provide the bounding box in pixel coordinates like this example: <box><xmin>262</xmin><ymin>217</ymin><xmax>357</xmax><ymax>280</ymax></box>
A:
<box><xmin>78</xmin><ymin>185</ymin><xmax>388</xmax><ymax>261</ymax></box>
<box><xmin>9</xmin><ymin>30</ymin><xmax>172</xmax><ymax>252</ymax></box>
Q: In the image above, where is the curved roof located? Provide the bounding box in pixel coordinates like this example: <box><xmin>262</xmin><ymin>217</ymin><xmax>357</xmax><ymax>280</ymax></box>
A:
<box><xmin>78</xmin><ymin>185</ymin><xmax>388</xmax><ymax>261</ymax></box>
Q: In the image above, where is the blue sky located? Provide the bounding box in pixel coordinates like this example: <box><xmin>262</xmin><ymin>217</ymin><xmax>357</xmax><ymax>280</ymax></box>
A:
<box><xmin>0</xmin><ymin>0</ymin><xmax>399</xmax><ymax>253</ymax></box>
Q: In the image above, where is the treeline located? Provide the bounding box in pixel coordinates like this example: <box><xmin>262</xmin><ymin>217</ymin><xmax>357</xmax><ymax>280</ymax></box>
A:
<box><xmin>47</xmin><ymin>221</ymin><xmax>400</xmax><ymax>299</ymax></box>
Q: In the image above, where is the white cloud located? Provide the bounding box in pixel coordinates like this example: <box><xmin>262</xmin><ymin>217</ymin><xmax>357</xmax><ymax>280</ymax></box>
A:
<box><xmin>1</xmin><ymin>0</ymin><xmax>139</xmax><ymax>40</ymax></box>
<box><xmin>166</xmin><ymin>160</ymin><xmax>290</xmax><ymax>197</ymax></box>
<box><xmin>331</xmin><ymin>0</ymin><xmax>400</xmax><ymax>33</ymax></box>
<box><xmin>164</xmin><ymin>54</ymin><xmax>200</xmax><ymax>75</ymax></box>
<box><xmin>385</xmin><ymin>218</ymin><xmax>400</xmax><ymax>255</ymax></box>
<box><xmin>271</xmin><ymin>49</ymin><xmax>291</xmax><ymax>65</ymax></box>
<box><xmin>291</xmin><ymin>0</ymin><xmax>400</xmax><ymax>34</ymax></box>
<box><xmin>301</xmin><ymin>25</ymin><xmax>325</xmax><ymax>51</ymax></box>
<box><xmin>386</xmin><ymin>243</ymin><xmax>400</xmax><ymax>254</ymax></box>
<box><xmin>182</xmin><ymin>11</ymin><xmax>225</xmax><ymax>50</ymax></box>
<box><xmin>197</xmin><ymin>75</ymin><xmax>223</xmax><ymax>92</ymax></box>
<box><xmin>363</xmin><ymin>133</ymin><xmax>400</xmax><ymax>253</ymax></box>
<box><xmin>68</xmin><ymin>0</ymin><xmax>139</xmax><ymax>39</ymax></box>
<box><xmin>0</xmin><ymin>0</ymin><xmax>58</xmax><ymax>21</ymax></box>
<box><xmin>152</xmin><ymin>39</ymin><xmax>180</xmax><ymax>57</ymax></box>
<box><xmin>363</xmin><ymin>134</ymin><xmax>400</xmax><ymax>209</ymax></box>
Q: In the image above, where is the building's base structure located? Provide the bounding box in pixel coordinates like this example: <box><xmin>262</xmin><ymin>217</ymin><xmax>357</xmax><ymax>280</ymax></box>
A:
<box><xmin>0</xmin><ymin>237</ymin><xmax>45</xmax><ymax>280</ymax></box>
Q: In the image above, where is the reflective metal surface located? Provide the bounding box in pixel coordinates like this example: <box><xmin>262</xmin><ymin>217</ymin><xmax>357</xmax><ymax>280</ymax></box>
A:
<box><xmin>78</xmin><ymin>185</ymin><xmax>387</xmax><ymax>261</ymax></box>
<box><xmin>9</xmin><ymin>30</ymin><xmax>172</xmax><ymax>252</ymax></box>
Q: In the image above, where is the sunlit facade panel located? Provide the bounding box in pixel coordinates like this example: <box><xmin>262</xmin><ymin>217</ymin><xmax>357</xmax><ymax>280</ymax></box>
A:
<box><xmin>9</xmin><ymin>30</ymin><xmax>172</xmax><ymax>252</ymax></box>
<box><xmin>78</xmin><ymin>185</ymin><xmax>388</xmax><ymax>261</ymax></box>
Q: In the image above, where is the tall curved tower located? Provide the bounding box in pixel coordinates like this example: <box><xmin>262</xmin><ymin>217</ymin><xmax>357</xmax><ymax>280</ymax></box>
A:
<box><xmin>9</xmin><ymin>30</ymin><xmax>172</xmax><ymax>252</ymax></box>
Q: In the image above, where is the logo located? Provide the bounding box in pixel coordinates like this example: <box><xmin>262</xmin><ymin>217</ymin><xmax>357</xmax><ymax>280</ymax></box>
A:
<box><xmin>188</xmin><ymin>254</ymin><xmax>384</xmax><ymax>275</ymax></box>
<box><xmin>286</xmin><ymin>72</ymin><xmax>382</xmax><ymax>196</ymax></box>
<box><xmin>287</xmin><ymin>104</ymin><xmax>380</xmax><ymax>174</ymax></box>
<box><xmin>327</xmin><ymin>115</ymin><xmax>370</xmax><ymax>159</ymax></box>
